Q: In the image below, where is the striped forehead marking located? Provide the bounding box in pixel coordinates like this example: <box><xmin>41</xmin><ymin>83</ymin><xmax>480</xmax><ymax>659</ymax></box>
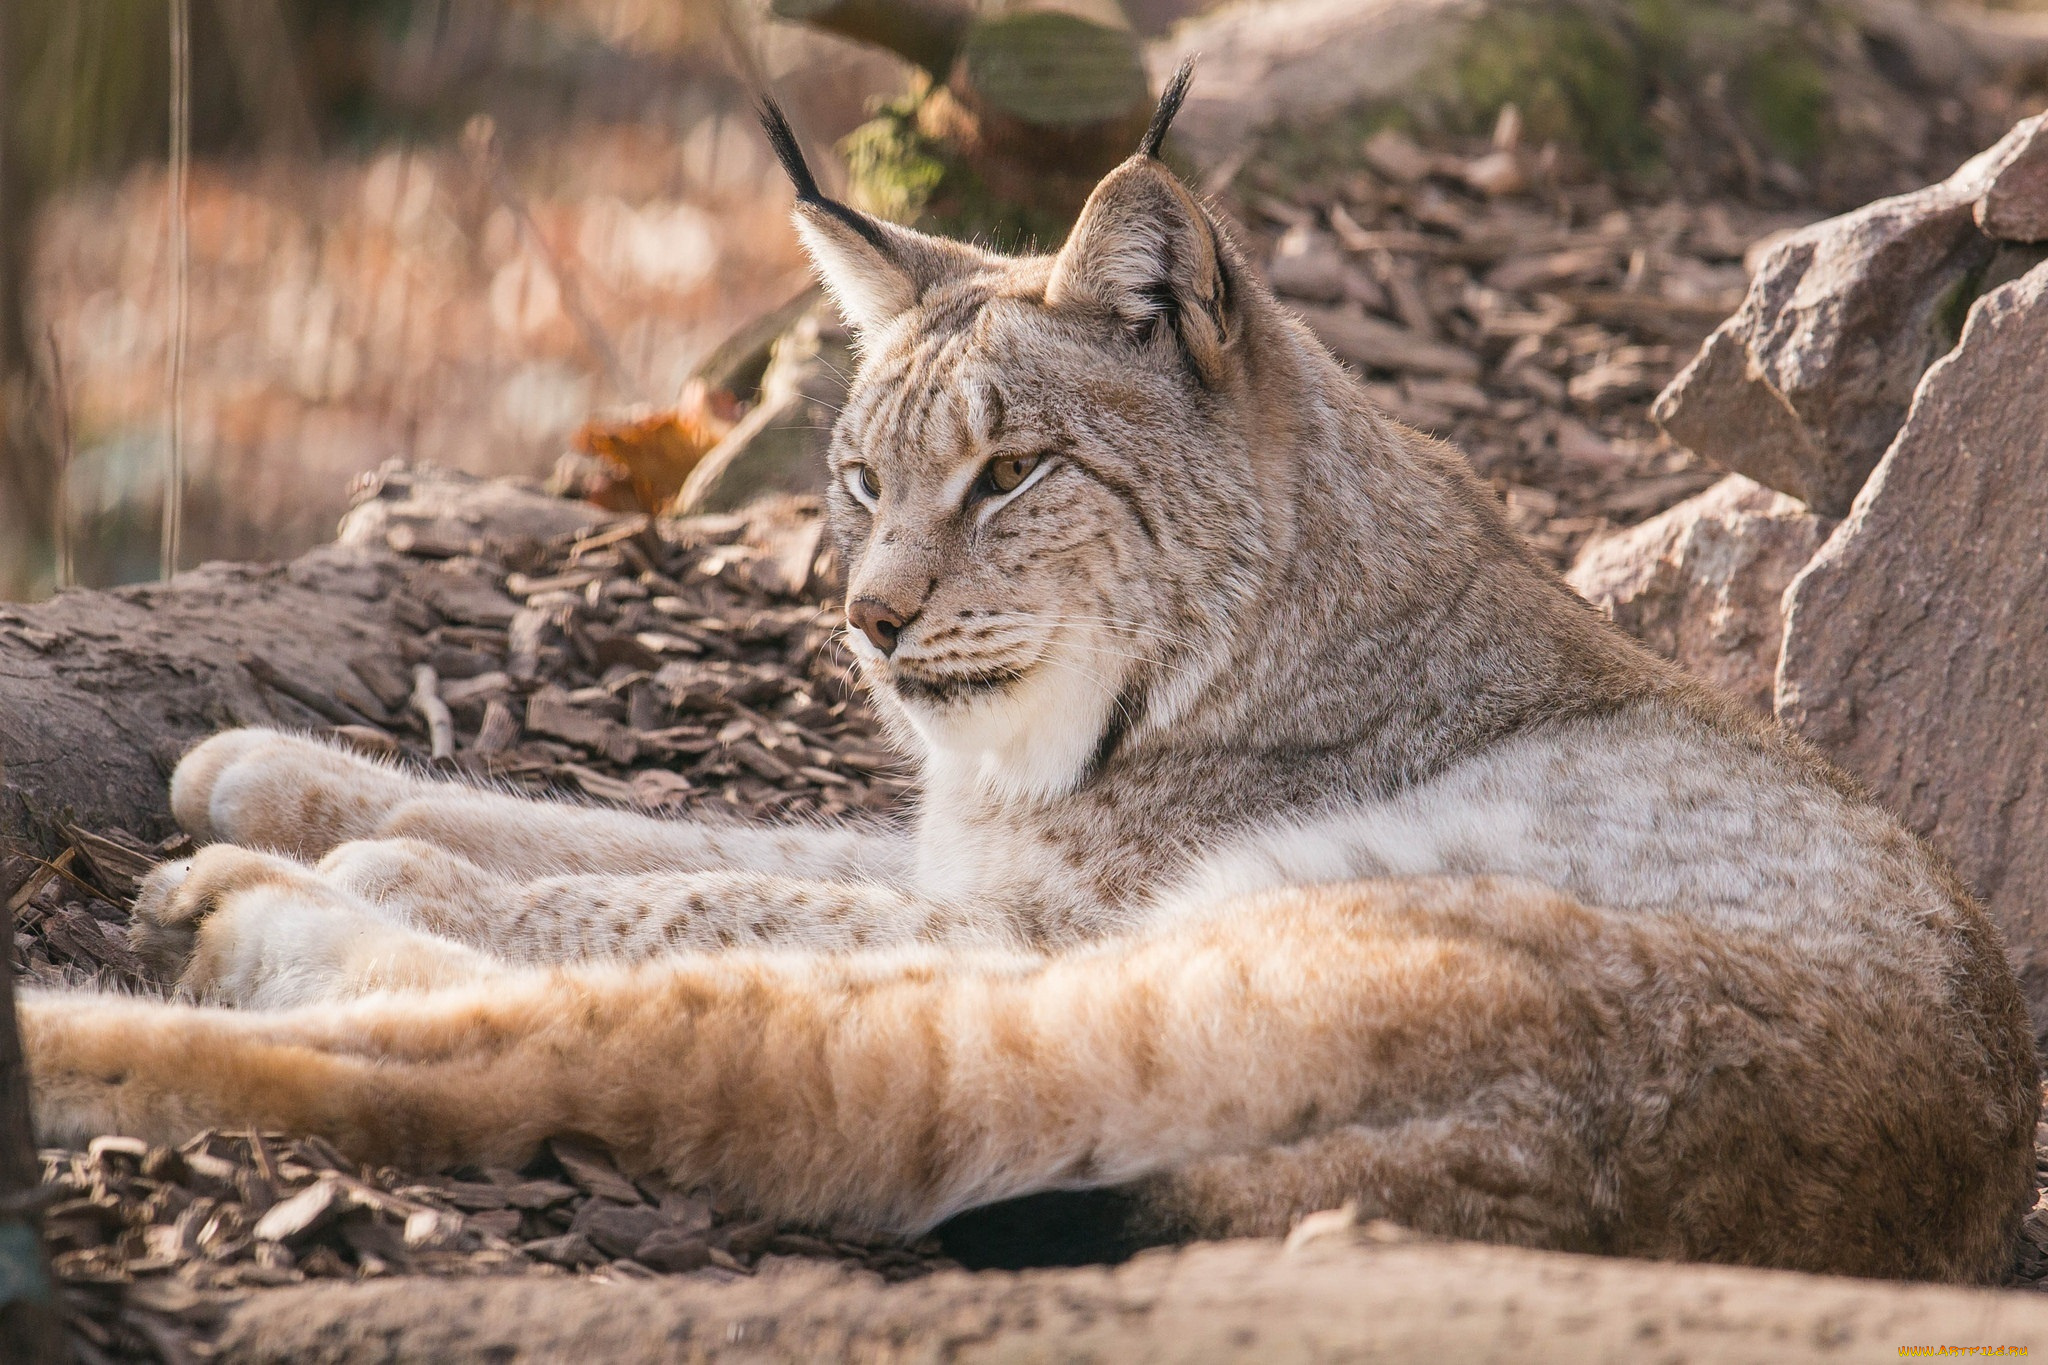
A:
<box><xmin>855</xmin><ymin>320</ymin><xmax>988</xmax><ymax>461</ymax></box>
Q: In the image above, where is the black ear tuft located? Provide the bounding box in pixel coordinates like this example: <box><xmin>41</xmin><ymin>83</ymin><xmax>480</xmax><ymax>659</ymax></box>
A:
<box><xmin>759</xmin><ymin>98</ymin><xmax>822</xmax><ymax>204</ymax></box>
<box><xmin>1139</xmin><ymin>57</ymin><xmax>1196</xmax><ymax>160</ymax></box>
<box><xmin>759</xmin><ymin>95</ymin><xmax>894</xmax><ymax>255</ymax></box>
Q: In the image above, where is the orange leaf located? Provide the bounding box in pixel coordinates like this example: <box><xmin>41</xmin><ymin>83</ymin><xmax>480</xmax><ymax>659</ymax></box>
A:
<box><xmin>571</xmin><ymin>385</ymin><xmax>734</xmax><ymax>513</ymax></box>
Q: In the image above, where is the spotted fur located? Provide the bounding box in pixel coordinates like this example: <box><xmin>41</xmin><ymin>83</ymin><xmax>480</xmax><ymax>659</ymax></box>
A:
<box><xmin>20</xmin><ymin>84</ymin><xmax>2037</xmax><ymax>1282</ymax></box>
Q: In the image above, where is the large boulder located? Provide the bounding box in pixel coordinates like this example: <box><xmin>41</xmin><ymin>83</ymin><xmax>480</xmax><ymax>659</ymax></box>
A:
<box><xmin>1976</xmin><ymin>115</ymin><xmax>2048</xmax><ymax>243</ymax></box>
<box><xmin>1149</xmin><ymin>0</ymin><xmax>1480</xmax><ymax>166</ymax></box>
<box><xmin>1566</xmin><ymin>476</ymin><xmax>1831</xmax><ymax>716</ymax></box>
<box><xmin>1652</xmin><ymin>115</ymin><xmax>2046</xmax><ymax>517</ymax></box>
<box><xmin>1777</xmin><ymin>259</ymin><xmax>2048</xmax><ymax>1024</ymax></box>
<box><xmin>1151</xmin><ymin>0</ymin><xmax>2046</xmax><ymax>200</ymax></box>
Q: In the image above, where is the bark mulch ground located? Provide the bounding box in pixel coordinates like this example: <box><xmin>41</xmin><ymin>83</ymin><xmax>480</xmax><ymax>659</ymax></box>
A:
<box><xmin>1223</xmin><ymin>123</ymin><xmax>1843</xmax><ymax>568</ymax></box>
<box><xmin>6</xmin><ymin>493</ymin><xmax>947</xmax><ymax>1362</ymax></box>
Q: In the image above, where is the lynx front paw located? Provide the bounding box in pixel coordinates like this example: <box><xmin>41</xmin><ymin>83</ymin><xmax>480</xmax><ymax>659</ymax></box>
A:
<box><xmin>128</xmin><ymin>856</ymin><xmax>203</xmax><ymax>980</ymax></box>
<box><xmin>130</xmin><ymin>845</ymin><xmax>376</xmax><ymax>1007</ymax></box>
<box><xmin>171</xmin><ymin>728</ymin><xmax>424</xmax><ymax>858</ymax></box>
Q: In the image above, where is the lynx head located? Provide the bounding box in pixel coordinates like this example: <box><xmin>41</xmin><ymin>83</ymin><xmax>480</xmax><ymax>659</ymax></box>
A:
<box><xmin>763</xmin><ymin>66</ymin><xmax>1300</xmax><ymax>801</ymax></box>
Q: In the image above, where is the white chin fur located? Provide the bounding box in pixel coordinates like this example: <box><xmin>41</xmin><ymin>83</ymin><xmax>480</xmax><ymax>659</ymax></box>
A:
<box><xmin>865</xmin><ymin>630</ymin><xmax>1128</xmax><ymax>804</ymax></box>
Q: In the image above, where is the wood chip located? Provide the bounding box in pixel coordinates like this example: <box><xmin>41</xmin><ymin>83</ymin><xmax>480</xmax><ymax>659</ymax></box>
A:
<box><xmin>87</xmin><ymin>1136</ymin><xmax>149</xmax><ymax>1163</ymax></box>
<box><xmin>526</xmin><ymin>689</ymin><xmax>638</xmax><ymax>764</ymax></box>
<box><xmin>629</xmin><ymin>770</ymin><xmax>694</xmax><ymax>809</ymax></box>
<box><xmin>1484</xmin><ymin>246</ymin><xmax>1618</xmax><ymax>293</ymax></box>
<box><xmin>423</xmin><ymin>1178</ymin><xmax>510</xmax><ymax>1212</ymax></box>
<box><xmin>440</xmin><ymin>670</ymin><xmax>513</xmax><ymax>708</ymax></box>
<box><xmin>385</xmin><ymin>525</ymin><xmax>477</xmax><ymax>559</ymax></box>
<box><xmin>549</xmin><ymin>1138</ymin><xmax>644</xmax><ymax>1205</ymax></box>
<box><xmin>1363</xmin><ymin>127</ymin><xmax>1434</xmax><ymax>184</ymax></box>
<box><xmin>506</xmin><ymin>568</ymin><xmax>604</xmax><ymax>597</ymax></box>
<box><xmin>64</xmin><ymin>827</ymin><xmax>162</xmax><ymax>898</ymax></box>
<box><xmin>413</xmin><ymin>568</ymin><xmax>521</xmax><ymax>628</ymax></box>
<box><xmin>503</xmin><ymin>1179</ymin><xmax>579</xmax><ymax>1211</ymax></box>
<box><xmin>251</xmin><ymin>1176</ymin><xmax>343</xmax><ymax>1245</ymax></box>
<box><xmin>1295</xmin><ymin>306</ymin><xmax>1482</xmax><ymax>379</ymax></box>
<box><xmin>402</xmin><ymin>1208</ymin><xmax>465</xmax><ymax>1251</ymax></box>
<box><xmin>473</xmin><ymin>698</ymin><xmax>520</xmax><ymax>757</ymax></box>
<box><xmin>348</xmin><ymin>653</ymin><xmax>416</xmax><ymax>711</ymax></box>
<box><xmin>412</xmin><ymin>664</ymin><xmax>456</xmax><ymax>762</ymax></box>
<box><xmin>42</xmin><ymin>906</ymin><xmax>148</xmax><ymax>981</ymax></box>
<box><xmin>567</xmin><ymin>516</ymin><xmax>654</xmax><ymax>559</ymax></box>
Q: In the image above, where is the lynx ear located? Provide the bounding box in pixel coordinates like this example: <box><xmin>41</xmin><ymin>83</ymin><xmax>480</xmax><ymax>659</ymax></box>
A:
<box><xmin>760</xmin><ymin>100</ymin><xmax>982</xmax><ymax>335</ymax></box>
<box><xmin>1043</xmin><ymin>61</ymin><xmax>1236</xmax><ymax>384</ymax></box>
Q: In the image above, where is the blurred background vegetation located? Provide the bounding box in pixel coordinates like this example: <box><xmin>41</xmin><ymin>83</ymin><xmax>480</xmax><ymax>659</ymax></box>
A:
<box><xmin>0</xmin><ymin>0</ymin><xmax>913</xmax><ymax>597</ymax></box>
<box><xmin>1</xmin><ymin>0</ymin><xmax>2043</xmax><ymax>600</ymax></box>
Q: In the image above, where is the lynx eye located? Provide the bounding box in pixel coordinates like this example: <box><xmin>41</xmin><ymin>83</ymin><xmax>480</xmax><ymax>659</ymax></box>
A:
<box><xmin>846</xmin><ymin>463</ymin><xmax>881</xmax><ymax>510</ymax></box>
<box><xmin>983</xmin><ymin>453</ymin><xmax>1043</xmax><ymax>497</ymax></box>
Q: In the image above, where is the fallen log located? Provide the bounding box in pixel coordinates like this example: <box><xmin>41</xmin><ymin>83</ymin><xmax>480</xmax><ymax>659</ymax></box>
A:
<box><xmin>212</xmin><ymin>1225</ymin><xmax>2048</xmax><ymax>1364</ymax></box>
<box><xmin>0</xmin><ymin>545</ymin><xmax>408</xmax><ymax>854</ymax></box>
<box><xmin>0</xmin><ymin>469</ymin><xmax>607</xmax><ymax>857</ymax></box>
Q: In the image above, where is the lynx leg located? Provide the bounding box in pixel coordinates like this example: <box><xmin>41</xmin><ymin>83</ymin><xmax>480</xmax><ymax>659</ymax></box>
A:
<box><xmin>35</xmin><ymin>882</ymin><xmax>1674</xmax><ymax>1211</ymax></box>
<box><xmin>937</xmin><ymin>1112</ymin><xmax>1606</xmax><ymax>1268</ymax></box>
<box><xmin>172</xmin><ymin>729</ymin><xmax>427</xmax><ymax>859</ymax></box>
<box><xmin>36</xmin><ymin>879</ymin><xmax>1584</xmax><ymax>1206</ymax></box>
<box><xmin>372</xmin><ymin>791</ymin><xmax>910</xmax><ymax>884</ymax></box>
<box><xmin>318</xmin><ymin>838</ymin><xmax>1005</xmax><ymax>961</ymax></box>
<box><xmin>1109</xmin><ymin>1112</ymin><xmax>1609</xmax><ymax>1253</ymax></box>
<box><xmin>132</xmin><ymin>831</ymin><xmax>981</xmax><ymax>1007</ymax></box>
<box><xmin>172</xmin><ymin>727</ymin><xmax>912</xmax><ymax>880</ymax></box>
<box><xmin>130</xmin><ymin>845</ymin><xmax>496</xmax><ymax>1007</ymax></box>
<box><xmin>30</xmin><ymin>876</ymin><xmax>2023</xmax><ymax>1279</ymax></box>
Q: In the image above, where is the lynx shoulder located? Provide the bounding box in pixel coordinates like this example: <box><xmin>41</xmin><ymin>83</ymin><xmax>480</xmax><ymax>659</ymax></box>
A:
<box><xmin>22</xmin><ymin>69</ymin><xmax>2037</xmax><ymax>1284</ymax></box>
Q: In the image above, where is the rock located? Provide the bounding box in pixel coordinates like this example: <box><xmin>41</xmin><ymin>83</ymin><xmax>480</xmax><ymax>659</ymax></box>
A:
<box><xmin>1975</xmin><ymin>113</ymin><xmax>2048</xmax><ymax>242</ymax></box>
<box><xmin>1777</xmin><ymin>260</ymin><xmax>2048</xmax><ymax>1027</ymax></box>
<box><xmin>1150</xmin><ymin>0</ymin><xmax>1479</xmax><ymax>168</ymax></box>
<box><xmin>1567</xmin><ymin>476</ymin><xmax>1832</xmax><ymax>716</ymax></box>
<box><xmin>1652</xmin><ymin>118</ymin><xmax>2048</xmax><ymax>517</ymax></box>
<box><xmin>1266</xmin><ymin>225</ymin><xmax>1349</xmax><ymax>303</ymax></box>
<box><xmin>676</xmin><ymin>309</ymin><xmax>852</xmax><ymax>515</ymax></box>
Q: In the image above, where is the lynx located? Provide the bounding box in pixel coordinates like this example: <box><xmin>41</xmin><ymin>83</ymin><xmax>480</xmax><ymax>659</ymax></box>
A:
<box><xmin>21</xmin><ymin>69</ymin><xmax>2037</xmax><ymax>1282</ymax></box>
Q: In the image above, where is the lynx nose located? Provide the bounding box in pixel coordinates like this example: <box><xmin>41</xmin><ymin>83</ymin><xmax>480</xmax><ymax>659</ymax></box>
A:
<box><xmin>849</xmin><ymin>597</ymin><xmax>907</xmax><ymax>654</ymax></box>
